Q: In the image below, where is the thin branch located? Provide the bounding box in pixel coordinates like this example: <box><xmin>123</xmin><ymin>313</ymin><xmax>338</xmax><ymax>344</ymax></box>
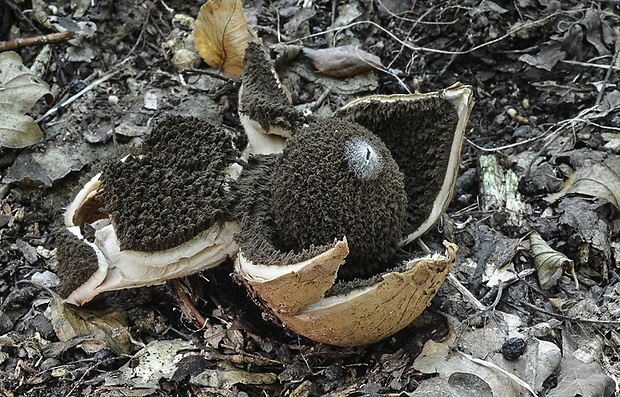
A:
<box><xmin>561</xmin><ymin>59</ymin><xmax>620</xmax><ymax>70</ymax></box>
<box><xmin>466</xmin><ymin>132</ymin><xmax>549</xmax><ymax>153</ymax></box>
<box><xmin>36</xmin><ymin>69</ymin><xmax>122</xmax><ymax>122</ymax></box>
<box><xmin>519</xmin><ymin>299</ymin><xmax>620</xmax><ymax>326</ymax></box>
<box><xmin>595</xmin><ymin>37</ymin><xmax>620</xmax><ymax>107</ymax></box>
<box><xmin>0</xmin><ymin>31</ymin><xmax>72</xmax><ymax>51</ymax></box>
<box><xmin>285</xmin><ymin>10</ymin><xmax>581</xmax><ymax>56</ymax></box>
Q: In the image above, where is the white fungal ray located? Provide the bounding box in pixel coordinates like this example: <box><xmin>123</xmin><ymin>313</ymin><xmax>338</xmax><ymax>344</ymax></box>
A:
<box><xmin>344</xmin><ymin>137</ymin><xmax>384</xmax><ymax>180</ymax></box>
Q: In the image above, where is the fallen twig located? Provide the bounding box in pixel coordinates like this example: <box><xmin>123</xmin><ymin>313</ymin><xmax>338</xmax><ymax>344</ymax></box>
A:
<box><xmin>459</xmin><ymin>351</ymin><xmax>538</xmax><ymax>396</ymax></box>
<box><xmin>519</xmin><ymin>299</ymin><xmax>620</xmax><ymax>326</ymax></box>
<box><xmin>561</xmin><ymin>59</ymin><xmax>620</xmax><ymax>71</ymax></box>
<box><xmin>595</xmin><ymin>38</ymin><xmax>620</xmax><ymax>107</ymax></box>
<box><xmin>447</xmin><ymin>273</ymin><xmax>486</xmax><ymax>311</ymax></box>
<box><xmin>286</xmin><ymin>10</ymin><xmax>584</xmax><ymax>56</ymax></box>
<box><xmin>0</xmin><ymin>31</ymin><xmax>72</xmax><ymax>51</ymax></box>
<box><xmin>36</xmin><ymin>69</ymin><xmax>121</xmax><ymax>123</ymax></box>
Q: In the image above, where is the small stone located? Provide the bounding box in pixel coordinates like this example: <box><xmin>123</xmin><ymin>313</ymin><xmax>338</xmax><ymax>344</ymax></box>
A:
<box><xmin>502</xmin><ymin>337</ymin><xmax>527</xmax><ymax>360</ymax></box>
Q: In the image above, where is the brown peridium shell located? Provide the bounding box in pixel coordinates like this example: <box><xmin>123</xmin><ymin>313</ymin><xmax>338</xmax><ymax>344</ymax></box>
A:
<box><xmin>61</xmin><ymin>173</ymin><xmax>239</xmax><ymax>306</ymax></box>
<box><xmin>235</xmin><ymin>77</ymin><xmax>473</xmax><ymax>346</ymax></box>
<box><xmin>237</xmin><ymin>240</ymin><xmax>456</xmax><ymax>346</ymax></box>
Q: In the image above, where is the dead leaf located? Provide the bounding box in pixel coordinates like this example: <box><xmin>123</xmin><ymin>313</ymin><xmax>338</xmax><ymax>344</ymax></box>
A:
<box><xmin>546</xmin><ymin>353</ymin><xmax>615</xmax><ymax>397</ymax></box>
<box><xmin>193</xmin><ymin>0</ymin><xmax>257</xmax><ymax>77</ymax></box>
<box><xmin>407</xmin><ymin>374</ymin><xmax>494</xmax><ymax>397</ymax></box>
<box><xmin>282</xmin><ymin>7</ymin><xmax>316</xmax><ymax>37</ymax></box>
<box><xmin>105</xmin><ymin>340</ymin><xmax>199</xmax><ymax>389</ymax></box>
<box><xmin>581</xmin><ymin>9</ymin><xmax>612</xmax><ymax>57</ymax></box>
<box><xmin>519</xmin><ymin>43</ymin><xmax>566</xmax><ymax>71</ymax></box>
<box><xmin>303</xmin><ymin>45</ymin><xmax>383</xmax><ymax>78</ymax></box>
<box><xmin>48</xmin><ymin>298</ymin><xmax>132</xmax><ymax>355</ymax></box>
<box><xmin>472</xmin><ymin>224</ymin><xmax>522</xmax><ymax>287</ymax></box>
<box><xmin>556</xmin><ymin>197</ymin><xmax>613</xmax><ymax>273</ymax></box>
<box><xmin>191</xmin><ymin>361</ymin><xmax>277</xmax><ymax>389</ymax></box>
<box><xmin>468</xmin><ymin>0</ymin><xmax>509</xmax><ymax>16</ymax></box>
<box><xmin>545</xmin><ymin>160</ymin><xmax>620</xmax><ymax>210</ymax></box>
<box><xmin>0</xmin><ymin>51</ymin><xmax>54</xmax><ymax>148</ymax></box>
<box><xmin>413</xmin><ymin>312</ymin><xmax>560</xmax><ymax>396</ymax></box>
<box><xmin>529</xmin><ymin>231</ymin><xmax>577</xmax><ymax>289</ymax></box>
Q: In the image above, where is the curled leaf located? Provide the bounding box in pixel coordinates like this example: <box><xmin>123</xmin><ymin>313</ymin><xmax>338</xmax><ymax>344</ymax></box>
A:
<box><xmin>529</xmin><ymin>231</ymin><xmax>578</xmax><ymax>289</ymax></box>
<box><xmin>545</xmin><ymin>160</ymin><xmax>620</xmax><ymax>211</ymax></box>
<box><xmin>48</xmin><ymin>298</ymin><xmax>132</xmax><ymax>355</ymax></box>
<box><xmin>193</xmin><ymin>0</ymin><xmax>257</xmax><ymax>77</ymax></box>
<box><xmin>270</xmin><ymin>43</ymin><xmax>302</xmax><ymax>68</ymax></box>
<box><xmin>0</xmin><ymin>51</ymin><xmax>54</xmax><ymax>148</ymax></box>
<box><xmin>303</xmin><ymin>45</ymin><xmax>383</xmax><ymax>78</ymax></box>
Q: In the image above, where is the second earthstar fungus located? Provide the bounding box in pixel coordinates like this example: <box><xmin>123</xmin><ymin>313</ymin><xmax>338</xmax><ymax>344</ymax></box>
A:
<box><xmin>55</xmin><ymin>41</ymin><xmax>473</xmax><ymax>346</ymax></box>
<box><xmin>57</xmin><ymin>116</ymin><xmax>240</xmax><ymax>305</ymax></box>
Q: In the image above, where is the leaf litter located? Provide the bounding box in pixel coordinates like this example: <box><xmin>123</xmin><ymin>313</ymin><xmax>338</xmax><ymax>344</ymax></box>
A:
<box><xmin>0</xmin><ymin>51</ymin><xmax>53</xmax><ymax>148</ymax></box>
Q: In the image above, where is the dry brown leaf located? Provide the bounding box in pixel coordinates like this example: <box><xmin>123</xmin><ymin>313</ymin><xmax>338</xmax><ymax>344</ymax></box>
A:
<box><xmin>193</xmin><ymin>0</ymin><xmax>257</xmax><ymax>77</ymax></box>
<box><xmin>0</xmin><ymin>51</ymin><xmax>54</xmax><ymax>148</ymax></box>
<box><xmin>303</xmin><ymin>45</ymin><xmax>383</xmax><ymax>78</ymax></box>
<box><xmin>48</xmin><ymin>298</ymin><xmax>132</xmax><ymax>355</ymax></box>
<box><xmin>545</xmin><ymin>160</ymin><xmax>620</xmax><ymax>210</ymax></box>
<box><xmin>529</xmin><ymin>231</ymin><xmax>577</xmax><ymax>289</ymax></box>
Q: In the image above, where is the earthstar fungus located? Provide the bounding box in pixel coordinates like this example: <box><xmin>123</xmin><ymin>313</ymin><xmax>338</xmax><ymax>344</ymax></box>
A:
<box><xmin>234</xmin><ymin>43</ymin><xmax>473</xmax><ymax>345</ymax></box>
<box><xmin>56</xmin><ymin>42</ymin><xmax>473</xmax><ymax>347</ymax></box>
<box><xmin>57</xmin><ymin>116</ymin><xmax>240</xmax><ymax>305</ymax></box>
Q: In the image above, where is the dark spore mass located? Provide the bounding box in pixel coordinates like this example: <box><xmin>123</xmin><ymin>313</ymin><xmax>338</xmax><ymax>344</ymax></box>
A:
<box><xmin>240</xmin><ymin>42</ymin><xmax>303</xmax><ymax>134</ymax></box>
<box><xmin>271</xmin><ymin>118</ymin><xmax>408</xmax><ymax>278</ymax></box>
<box><xmin>55</xmin><ymin>229</ymin><xmax>99</xmax><ymax>298</ymax></box>
<box><xmin>336</xmin><ymin>97</ymin><xmax>458</xmax><ymax>235</ymax></box>
<box><xmin>101</xmin><ymin>116</ymin><xmax>238</xmax><ymax>252</ymax></box>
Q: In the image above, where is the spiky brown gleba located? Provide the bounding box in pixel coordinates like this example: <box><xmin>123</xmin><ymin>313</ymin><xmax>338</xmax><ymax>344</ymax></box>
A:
<box><xmin>271</xmin><ymin>118</ymin><xmax>407</xmax><ymax>278</ymax></box>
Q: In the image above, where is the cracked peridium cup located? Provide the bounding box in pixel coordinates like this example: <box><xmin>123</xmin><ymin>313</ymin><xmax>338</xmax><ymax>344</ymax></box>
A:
<box><xmin>57</xmin><ymin>116</ymin><xmax>241</xmax><ymax>306</ymax></box>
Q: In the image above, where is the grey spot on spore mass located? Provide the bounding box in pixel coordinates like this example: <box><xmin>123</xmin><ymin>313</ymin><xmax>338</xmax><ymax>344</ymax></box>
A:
<box><xmin>336</xmin><ymin>97</ymin><xmax>458</xmax><ymax>236</ymax></box>
<box><xmin>344</xmin><ymin>137</ymin><xmax>383</xmax><ymax>180</ymax></box>
<box><xmin>271</xmin><ymin>118</ymin><xmax>407</xmax><ymax>278</ymax></box>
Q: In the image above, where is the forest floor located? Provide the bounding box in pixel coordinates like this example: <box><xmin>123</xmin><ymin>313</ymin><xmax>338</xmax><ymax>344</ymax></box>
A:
<box><xmin>1</xmin><ymin>0</ymin><xmax>620</xmax><ymax>396</ymax></box>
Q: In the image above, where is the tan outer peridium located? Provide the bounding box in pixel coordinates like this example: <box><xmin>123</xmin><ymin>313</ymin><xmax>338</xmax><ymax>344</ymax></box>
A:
<box><xmin>235</xmin><ymin>239</ymin><xmax>349</xmax><ymax>314</ymax></box>
<box><xmin>238</xmin><ymin>71</ymin><xmax>294</xmax><ymax>157</ymax></box>
<box><xmin>65</xmin><ymin>173</ymin><xmax>102</xmax><ymax>228</ymax></box>
<box><xmin>276</xmin><ymin>243</ymin><xmax>456</xmax><ymax>346</ymax></box>
<box><xmin>338</xmin><ymin>83</ymin><xmax>475</xmax><ymax>246</ymax></box>
<box><xmin>239</xmin><ymin>113</ymin><xmax>289</xmax><ymax>156</ymax></box>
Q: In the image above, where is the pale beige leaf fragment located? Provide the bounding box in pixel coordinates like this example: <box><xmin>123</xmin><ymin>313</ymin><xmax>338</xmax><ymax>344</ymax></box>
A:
<box><xmin>193</xmin><ymin>0</ymin><xmax>257</xmax><ymax>77</ymax></box>
<box><xmin>0</xmin><ymin>51</ymin><xmax>54</xmax><ymax>148</ymax></box>
<box><xmin>545</xmin><ymin>160</ymin><xmax>620</xmax><ymax>210</ymax></box>
<box><xmin>48</xmin><ymin>298</ymin><xmax>132</xmax><ymax>355</ymax></box>
<box><xmin>529</xmin><ymin>231</ymin><xmax>577</xmax><ymax>289</ymax></box>
<box><xmin>303</xmin><ymin>45</ymin><xmax>384</xmax><ymax>78</ymax></box>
